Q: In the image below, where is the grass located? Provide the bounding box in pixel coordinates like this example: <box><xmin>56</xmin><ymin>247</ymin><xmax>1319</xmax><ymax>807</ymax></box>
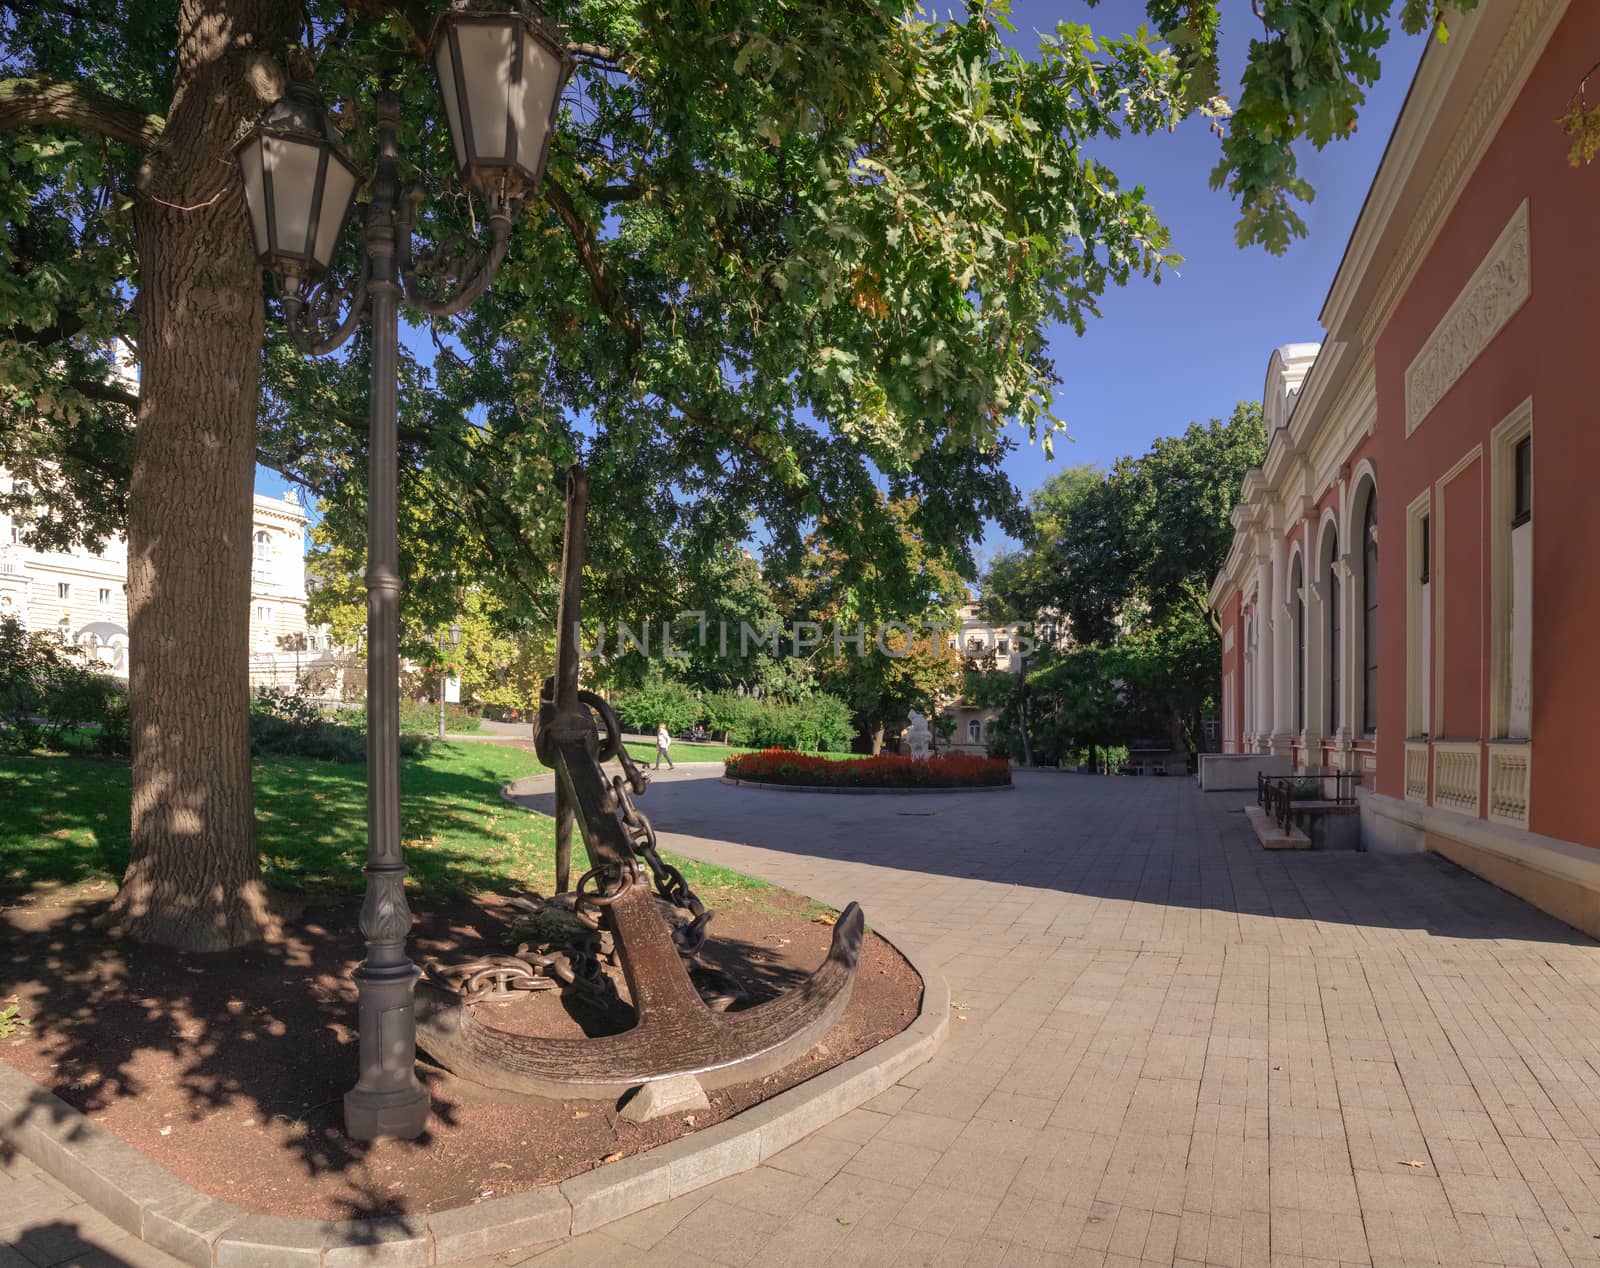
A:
<box><xmin>620</xmin><ymin>739</ymin><xmax>751</xmax><ymax>767</ymax></box>
<box><xmin>0</xmin><ymin>743</ymin><xmax>767</xmax><ymax>901</ymax></box>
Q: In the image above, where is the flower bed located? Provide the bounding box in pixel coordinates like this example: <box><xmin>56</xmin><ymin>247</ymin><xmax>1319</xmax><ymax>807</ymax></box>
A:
<box><xmin>725</xmin><ymin>747</ymin><xmax>1011</xmax><ymax>789</ymax></box>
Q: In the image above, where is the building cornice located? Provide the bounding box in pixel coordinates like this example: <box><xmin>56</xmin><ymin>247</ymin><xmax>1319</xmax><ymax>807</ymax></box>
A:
<box><xmin>1347</xmin><ymin>0</ymin><xmax>1569</xmax><ymax>348</ymax></box>
<box><xmin>253</xmin><ymin>499</ymin><xmax>309</xmax><ymax>530</ymax></box>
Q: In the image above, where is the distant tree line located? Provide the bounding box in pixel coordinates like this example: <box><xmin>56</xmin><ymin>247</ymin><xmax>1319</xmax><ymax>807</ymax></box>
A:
<box><xmin>977</xmin><ymin>403</ymin><xmax>1266</xmax><ymax>767</ymax></box>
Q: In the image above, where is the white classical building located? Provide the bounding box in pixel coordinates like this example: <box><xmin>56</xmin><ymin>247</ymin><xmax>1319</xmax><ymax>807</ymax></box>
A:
<box><xmin>1</xmin><ymin>476</ymin><xmax>326</xmax><ymax>687</ymax></box>
<box><xmin>941</xmin><ymin>599</ymin><xmax>1026</xmax><ymax>755</ymax></box>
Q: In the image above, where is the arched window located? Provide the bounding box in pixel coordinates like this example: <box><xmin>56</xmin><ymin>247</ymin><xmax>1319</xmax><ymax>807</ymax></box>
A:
<box><xmin>1362</xmin><ymin>490</ymin><xmax>1378</xmax><ymax>735</ymax></box>
<box><xmin>254</xmin><ymin>531</ymin><xmax>271</xmax><ymax>564</ymax></box>
<box><xmin>1324</xmin><ymin>527</ymin><xmax>1341</xmax><ymax>736</ymax></box>
<box><xmin>1291</xmin><ymin>556</ymin><xmax>1305</xmax><ymax>734</ymax></box>
<box><xmin>967</xmin><ymin>719</ymin><xmax>981</xmax><ymax>744</ymax></box>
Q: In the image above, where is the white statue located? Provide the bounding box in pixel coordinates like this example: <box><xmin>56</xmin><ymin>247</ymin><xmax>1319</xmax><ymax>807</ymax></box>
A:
<box><xmin>906</xmin><ymin>709</ymin><xmax>931</xmax><ymax>760</ymax></box>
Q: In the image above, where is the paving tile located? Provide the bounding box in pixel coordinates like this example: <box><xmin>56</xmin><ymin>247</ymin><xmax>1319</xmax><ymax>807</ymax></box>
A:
<box><xmin>19</xmin><ymin>774</ymin><xmax>1600</xmax><ymax>1266</ymax></box>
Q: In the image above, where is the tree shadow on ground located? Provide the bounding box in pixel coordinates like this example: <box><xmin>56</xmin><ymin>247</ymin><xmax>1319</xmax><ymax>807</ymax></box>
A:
<box><xmin>553</xmin><ymin>768</ymin><xmax>1600</xmax><ymax>950</ymax></box>
<box><xmin>8</xmin><ymin>1216</ymin><xmax>141</xmax><ymax>1267</ymax></box>
<box><xmin>0</xmin><ymin>748</ymin><xmax>562</xmax><ymax>899</ymax></box>
<box><xmin>1</xmin><ymin>881</ymin><xmax>868</xmax><ymax>1222</ymax></box>
<box><xmin>0</xmin><ymin>891</ymin><xmax>498</xmax><ymax>1219</ymax></box>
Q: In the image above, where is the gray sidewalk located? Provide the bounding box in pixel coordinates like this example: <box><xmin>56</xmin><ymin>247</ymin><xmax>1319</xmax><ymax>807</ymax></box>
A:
<box><xmin>13</xmin><ymin>771</ymin><xmax>1600</xmax><ymax>1266</ymax></box>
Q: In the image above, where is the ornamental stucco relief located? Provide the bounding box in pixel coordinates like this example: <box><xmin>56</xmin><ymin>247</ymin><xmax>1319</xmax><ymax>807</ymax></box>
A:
<box><xmin>1405</xmin><ymin>200</ymin><xmax>1530</xmax><ymax>435</ymax></box>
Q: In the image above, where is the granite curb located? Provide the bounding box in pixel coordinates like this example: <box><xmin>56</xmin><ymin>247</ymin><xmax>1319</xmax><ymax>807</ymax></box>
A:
<box><xmin>718</xmin><ymin>775</ymin><xmax>1015</xmax><ymax>795</ymax></box>
<box><xmin>0</xmin><ymin>928</ymin><xmax>947</xmax><ymax>1268</ymax></box>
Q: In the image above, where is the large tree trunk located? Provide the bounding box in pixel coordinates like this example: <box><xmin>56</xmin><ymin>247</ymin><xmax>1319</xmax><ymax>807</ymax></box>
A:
<box><xmin>106</xmin><ymin>2</ymin><xmax>296</xmax><ymax>950</ymax></box>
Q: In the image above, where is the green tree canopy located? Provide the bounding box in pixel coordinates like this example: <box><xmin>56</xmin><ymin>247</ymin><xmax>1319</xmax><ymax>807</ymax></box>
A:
<box><xmin>987</xmin><ymin>402</ymin><xmax>1265</xmax><ymax>759</ymax></box>
<box><xmin>0</xmin><ymin>0</ymin><xmax>1471</xmax><ymax>945</ymax></box>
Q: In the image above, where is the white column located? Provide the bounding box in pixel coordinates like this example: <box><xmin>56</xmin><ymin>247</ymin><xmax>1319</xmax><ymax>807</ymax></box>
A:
<box><xmin>1243</xmin><ymin>637</ymin><xmax>1255</xmax><ymax>747</ymax></box>
<box><xmin>1269</xmin><ymin>535</ymin><xmax>1291</xmax><ymax>750</ymax></box>
<box><xmin>1253</xmin><ymin>553</ymin><xmax>1271</xmax><ymax>751</ymax></box>
<box><xmin>1260</xmin><ymin>547</ymin><xmax>1276</xmax><ymax>750</ymax></box>
<box><xmin>1338</xmin><ymin>548</ymin><xmax>1357</xmax><ymax>752</ymax></box>
<box><xmin>1300</xmin><ymin>517</ymin><xmax>1312</xmax><ymax>744</ymax></box>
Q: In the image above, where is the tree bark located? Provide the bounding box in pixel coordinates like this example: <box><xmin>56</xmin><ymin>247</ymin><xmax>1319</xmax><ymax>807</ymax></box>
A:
<box><xmin>0</xmin><ymin>76</ymin><xmax>165</xmax><ymax>149</ymax></box>
<box><xmin>105</xmin><ymin>1</ymin><xmax>297</xmax><ymax>950</ymax></box>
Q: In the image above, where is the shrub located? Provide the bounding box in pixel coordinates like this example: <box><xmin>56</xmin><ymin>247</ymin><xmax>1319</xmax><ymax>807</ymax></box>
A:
<box><xmin>398</xmin><ymin>732</ymin><xmax>435</xmax><ymax>759</ymax></box>
<box><xmin>0</xmin><ymin>615</ymin><xmax>128</xmax><ymax>754</ymax></box>
<box><xmin>725</xmin><ymin>748</ymin><xmax>1011</xmax><ymax>789</ymax></box>
<box><xmin>93</xmin><ymin>683</ymin><xmax>131</xmax><ymax>756</ymax></box>
<box><xmin>250</xmin><ymin>684</ymin><xmax>432</xmax><ymax>762</ymax></box>
<box><xmin>251</xmin><ymin>687</ymin><xmax>367</xmax><ymax>763</ymax></box>
<box><xmin>612</xmin><ymin>678</ymin><xmax>699</xmax><ymax>735</ymax></box>
<box><xmin>700</xmin><ymin>690</ymin><xmax>756</xmax><ymax>741</ymax></box>
<box><xmin>397</xmin><ymin>699</ymin><xmax>482</xmax><ymax>733</ymax></box>
<box><xmin>701</xmin><ymin>691</ymin><xmax>854</xmax><ymax>752</ymax></box>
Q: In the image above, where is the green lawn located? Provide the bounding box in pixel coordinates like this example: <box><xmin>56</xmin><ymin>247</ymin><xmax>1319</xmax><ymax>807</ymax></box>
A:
<box><xmin>620</xmin><ymin>739</ymin><xmax>752</xmax><ymax>767</ymax></box>
<box><xmin>0</xmin><ymin>744</ymin><xmax>764</xmax><ymax>899</ymax></box>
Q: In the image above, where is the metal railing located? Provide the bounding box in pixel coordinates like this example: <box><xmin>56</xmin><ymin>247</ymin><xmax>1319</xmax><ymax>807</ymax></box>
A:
<box><xmin>1258</xmin><ymin>767</ymin><xmax>1364</xmax><ymax>833</ymax></box>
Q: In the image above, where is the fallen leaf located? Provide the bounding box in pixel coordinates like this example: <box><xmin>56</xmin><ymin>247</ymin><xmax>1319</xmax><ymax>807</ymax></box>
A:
<box><xmin>814</xmin><ymin>912</ymin><xmax>838</xmax><ymax>926</ymax></box>
<box><xmin>572</xmin><ymin>1111</ymin><xmax>590</xmax><ymax>1119</ymax></box>
<box><xmin>600</xmin><ymin>1151</ymin><xmax>624</xmax><ymax>1163</ymax></box>
<box><xmin>837</xmin><ymin>1218</ymin><xmax>851</xmax><ymax>1226</ymax></box>
<box><xmin>683</xmin><ymin>1115</ymin><xmax>696</xmax><ymax>1126</ymax></box>
<box><xmin>159</xmin><ymin>1126</ymin><xmax>172</xmax><ymax>1136</ymax></box>
<box><xmin>1401</xmin><ymin>1160</ymin><xmax>1427</xmax><ymax>1168</ymax></box>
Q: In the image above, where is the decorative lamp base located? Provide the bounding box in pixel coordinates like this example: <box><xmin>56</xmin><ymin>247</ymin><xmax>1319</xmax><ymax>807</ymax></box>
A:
<box><xmin>344</xmin><ymin>1083</ymin><xmax>430</xmax><ymax>1141</ymax></box>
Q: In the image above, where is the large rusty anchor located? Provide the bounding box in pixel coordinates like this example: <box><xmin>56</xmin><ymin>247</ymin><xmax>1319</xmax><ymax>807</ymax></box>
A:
<box><xmin>416</xmin><ymin>466</ymin><xmax>865</xmax><ymax>1099</ymax></box>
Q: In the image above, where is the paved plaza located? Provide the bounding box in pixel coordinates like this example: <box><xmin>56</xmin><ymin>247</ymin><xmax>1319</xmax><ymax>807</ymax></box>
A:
<box><xmin>13</xmin><ymin>770</ymin><xmax>1600</xmax><ymax>1265</ymax></box>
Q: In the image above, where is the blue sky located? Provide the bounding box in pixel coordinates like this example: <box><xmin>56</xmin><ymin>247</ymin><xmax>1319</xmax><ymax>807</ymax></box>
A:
<box><xmin>981</xmin><ymin>0</ymin><xmax>1426</xmax><ymax>558</ymax></box>
<box><xmin>258</xmin><ymin>2</ymin><xmax>1428</xmax><ymax>565</ymax></box>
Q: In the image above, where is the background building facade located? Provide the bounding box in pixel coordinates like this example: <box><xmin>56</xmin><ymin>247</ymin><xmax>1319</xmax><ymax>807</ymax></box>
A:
<box><xmin>2</xmin><ymin>476</ymin><xmax>326</xmax><ymax>688</ymax></box>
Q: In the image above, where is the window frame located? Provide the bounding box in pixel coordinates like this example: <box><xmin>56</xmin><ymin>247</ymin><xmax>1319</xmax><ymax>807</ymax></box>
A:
<box><xmin>1406</xmin><ymin>494</ymin><xmax>1432</xmax><ymax>740</ymax></box>
<box><xmin>1489</xmin><ymin>400</ymin><xmax>1534</xmax><ymax>740</ymax></box>
<box><xmin>1289</xmin><ymin>554</ymin><xmax>1305</xmax><ymax>735</ymax></box>
<box><xmin>1324</xmin><ymin>526</ymin><xmax>1341</xmax><ymax>738</ymax></box>
<box><xmin>1361</xmin><ymin>487</ymin><xmax>1379</xmax><ymax>737</ymax></box>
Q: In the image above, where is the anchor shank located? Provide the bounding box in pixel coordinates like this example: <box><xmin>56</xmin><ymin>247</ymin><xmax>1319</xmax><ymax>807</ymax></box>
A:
<box><xmin>554</xmin><ymin>465</ymin><xmax>587</xmax><ymax>716</ymax></box>
<box><xmin>415</xmin><ymin>462</ymin><xmax>868</xmax><ymax>1099</ymax></box>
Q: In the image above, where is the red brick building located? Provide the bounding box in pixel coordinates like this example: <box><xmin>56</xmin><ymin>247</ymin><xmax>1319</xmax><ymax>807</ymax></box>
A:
<box><xmin>1210</xmin><ymin>1</ymin><xmax>1600</xmax><ymax>933</ymax></box>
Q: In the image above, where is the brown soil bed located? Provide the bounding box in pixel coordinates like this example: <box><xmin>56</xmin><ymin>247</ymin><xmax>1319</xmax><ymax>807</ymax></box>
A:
<box><xmin>0</xmin><ymin>883</ymin><xmax>920</xmax><ymax>1221</ymax></box>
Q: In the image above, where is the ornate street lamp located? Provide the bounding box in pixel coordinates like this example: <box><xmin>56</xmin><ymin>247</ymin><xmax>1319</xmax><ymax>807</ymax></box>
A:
<box><xmin>430</xmin><ymin>3</ymin><xmax>570</xmax><ymax>214</ymax></box>
<box><xmin>236</xmin><ymin>1</ymin><xmax>572</xmax><ymax>1142</ymax></box>
<box><xmin>235</xmin><ymin>83</ymin><xmax>362</xmax><ymax>295</ymax></box>
<box><xmin>438</xmin><ymin>622</ymin><xmax>463</xmax><ymax>739</ymax></box>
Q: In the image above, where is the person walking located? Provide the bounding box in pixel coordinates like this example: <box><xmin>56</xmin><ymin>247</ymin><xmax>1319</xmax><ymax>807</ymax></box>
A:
<box><xmin>654</xmin><ymin>722</ymin><xmax>675</xmax><ymax>770</ymax></box>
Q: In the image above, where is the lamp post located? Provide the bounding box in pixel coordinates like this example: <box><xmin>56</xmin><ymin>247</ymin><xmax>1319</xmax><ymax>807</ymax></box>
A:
<box><xmin>437</xmin><ymin>622</ymin><xmax>462</xmax><ymax>739</ymax></box>
<box><xmin>236</xmin><ymin>1</ymin><xmax>572</xmax><ymax>1141</ymax></box>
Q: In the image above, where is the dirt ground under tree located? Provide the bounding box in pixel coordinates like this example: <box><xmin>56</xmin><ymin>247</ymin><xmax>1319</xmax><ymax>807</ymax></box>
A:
<box><xmin>0</xmin><ymin>882</ymin><xmax>920</xmax><ymax>1220</ymax></box>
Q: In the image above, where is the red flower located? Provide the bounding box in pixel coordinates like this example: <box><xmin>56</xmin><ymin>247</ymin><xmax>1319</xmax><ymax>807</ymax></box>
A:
<box><xmin>724</xmin><ymin>748</ymin><xmax>1011</xmax><ymax>788</ymax></box>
